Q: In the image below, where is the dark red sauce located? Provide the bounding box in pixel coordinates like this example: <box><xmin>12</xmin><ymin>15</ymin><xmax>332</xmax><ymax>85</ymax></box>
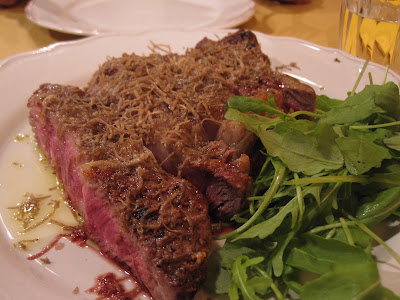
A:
<box><xmin>27</xmin><ymin>223</ymin><xmax>88</xmax><ymax>260</ymax></box>
<box><xmin>86</xmin><ymin>272</ymin><xmax>143</xmax><ymax>300</ymax></box>
<box><xmin>27</xmin><ymin>233</ymin><xmax>70</xmax><ymax>260</ymax></box>
<box><xmin>27</xmin><ymin>227</ymin><xmax>148</xmax><ymax>300</ymax></box>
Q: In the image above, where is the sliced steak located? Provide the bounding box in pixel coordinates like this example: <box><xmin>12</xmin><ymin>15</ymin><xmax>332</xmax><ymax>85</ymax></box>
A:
<box><xmin>28</xmin><ymin>84</ymin><xmax>211</xmax><ymax>300</ymax></box>
<box><xmin>27</xmin><ymin>30</ymin><xmax>317</xmax><ymax>299</ymax></box>
<box><xmin>84</xmin><ymin>30</ymin><xmax>316</xmax><ymax>220</ymax></box>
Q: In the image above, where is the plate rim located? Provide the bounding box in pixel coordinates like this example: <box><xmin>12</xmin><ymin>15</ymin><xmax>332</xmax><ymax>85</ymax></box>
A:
<box><xmin>0</xmin><ymin>28</ymin><xmax>399</xmax><ymax>300</ymax></box>
<box><xmin>2</xmin><ymin>29</ymin><xmax>399</xmax><ymax>80</ymax></box>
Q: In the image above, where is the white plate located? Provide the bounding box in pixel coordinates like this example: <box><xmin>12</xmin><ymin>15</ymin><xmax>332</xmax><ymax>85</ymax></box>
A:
<box><xmin>24</xmin><ymin>0</ymin><xmax>255</xmax><ymax>36</ymax></box>
<box><xmin>0</xmin><ymin>29</ymin><xmax>399</xmax><ymax>300</ymax></box>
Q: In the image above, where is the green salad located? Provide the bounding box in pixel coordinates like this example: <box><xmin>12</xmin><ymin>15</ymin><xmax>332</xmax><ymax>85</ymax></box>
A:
<box><xmin>204</xmin><ymin>64</ymin><xmax>400</xmax><ymax>300</ymax></box>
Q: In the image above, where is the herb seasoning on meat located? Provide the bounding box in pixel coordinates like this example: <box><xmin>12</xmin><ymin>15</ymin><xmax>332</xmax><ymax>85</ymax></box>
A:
<box><xmin>27</xmin><ymin>30</ymin><xmax>317</xmax><ymax>300</ymax></box>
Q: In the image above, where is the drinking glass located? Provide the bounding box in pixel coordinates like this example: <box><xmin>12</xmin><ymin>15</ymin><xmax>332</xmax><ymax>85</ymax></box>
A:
<box><xmin>339</xmin><ymin>0</ymin><xmax>400</xmax><ymax>74</ymax></box>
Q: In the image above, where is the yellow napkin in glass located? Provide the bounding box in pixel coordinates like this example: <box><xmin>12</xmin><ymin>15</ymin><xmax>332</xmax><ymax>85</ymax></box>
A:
<box><xmin>344</xmin><ymin>1</ymin><xmax>399</xmax><ymax>63</ymax></box>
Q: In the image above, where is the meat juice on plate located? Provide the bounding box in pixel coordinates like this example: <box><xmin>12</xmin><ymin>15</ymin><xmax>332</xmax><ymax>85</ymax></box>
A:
<box><xmin>0</xmin><ymin>122</ymin><xmax>149</xmax><ymax>300</ymax></box>
<box><xmin>0</xmin><ymin>126</ymin><xmax>76</xmax><ymax>251</ymax></box>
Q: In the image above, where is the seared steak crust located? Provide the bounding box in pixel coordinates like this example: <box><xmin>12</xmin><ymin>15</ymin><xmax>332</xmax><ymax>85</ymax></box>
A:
<box><xmin>28</xmin><ymin>84</ymin><xmax>211</xmax><ymax>300</ymax></box>
<box><xmin>84</xmin><ymin>30</ymin><xmax>315</xmax><ymax>220</ymax></box>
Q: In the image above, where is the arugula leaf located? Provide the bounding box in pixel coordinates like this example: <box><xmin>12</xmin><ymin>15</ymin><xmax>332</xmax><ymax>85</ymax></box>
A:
<box><xmin>316</xmin><ymin>94</ymin><xmax>343</xmax><ymax>112</ymax></box>
<box><xmin>233</xmin><ymin>197</ymin><xmax>298</xmax><ymax>241</ymax></box>
<box><xmin>259</xmin><ymin>122</ymin><xmax>343</xmax><ymax>175</ymax></box>
<box><xmin>318</xmin><ymin>82</ymin><xmax>400</xmax><ymax>125</ymax></box>
<box><xmin>336</xmin><ymin>130</ymin><xmax>392</xmax><ymax>175</ymax></box>
<box><xmin>318</xmin><ymin>86</ymin><xmax>385</xmax><ymax>125</ymax></box>
<box><xmin>230</xmin><ymin>256</ymin><xmax>269</xmax><ymax>300</ymax></box>
<box><xmin>270</xmin><ymin>230</ymin><xmax>297</xmax><ymax>277</ymax></box>
<box><xmin>224</xmin><ymin>108</ymin><xmax>280</xmax><ymax>134</ymax></box>
<box><xmin>209</xmin><ymin>267</ymin><xmax>231</xmax><ymax>294</ymax></box>
<box><xmin>385</xmin><ymin>133</ymin><xmax>400</xmax><ymax>151</ymax></box>
<box><xmin>204</xmin><ymin>243</ymin><xmax>257</xmax><ymax>294</ymax></box>
<box><xmin>226</xmin><ymin>96</ymin><xmax>291</xmax><ymax>121</ymax></box>
<box><xmin>300</xmin><ymin>261</ymin><xmax>383</xmax><ymax>300</ymax></box>
<box><xmin>370</xmin><ymin>82</ymin><xmax>400</xmax><ymax>120</ymax></box>
<box><xmin>285</xmin><ymin>234</ymin><xmax>374</xmax><ymax>275</ymax></box>
<box><xmin>356</xmin><ymin>187</ymin><xmax>400</xmax><ymax>227</ymax></box>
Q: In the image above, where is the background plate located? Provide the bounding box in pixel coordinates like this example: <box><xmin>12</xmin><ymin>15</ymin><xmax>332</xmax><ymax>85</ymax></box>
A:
<box><xmin>25</xmin><ymin>0</ymin><xmax>255</xmax><ymax>36</ymax></box>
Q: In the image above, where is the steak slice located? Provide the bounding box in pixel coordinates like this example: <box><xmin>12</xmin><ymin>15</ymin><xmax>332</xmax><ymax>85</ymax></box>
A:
<box><xmin>28</xmin><ymin>84</ymin><xmax>211</xmax><ymax>300</ymax></box>
<box><xmin>83</xmin><ymin>30</ymin><xmax>316</xmax><ymax>220</ymax></box>
<box><xmin>196</xmin><ymin>30</ymin><xmax>316</xmax><ymax>115</ymax></box>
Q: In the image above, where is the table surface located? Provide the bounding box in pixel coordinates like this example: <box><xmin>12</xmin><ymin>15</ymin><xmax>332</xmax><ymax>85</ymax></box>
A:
<box><xmin>0</xmin><ymin>0</ymin><xmax>341</xmax><ymax>61</ymax></box>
